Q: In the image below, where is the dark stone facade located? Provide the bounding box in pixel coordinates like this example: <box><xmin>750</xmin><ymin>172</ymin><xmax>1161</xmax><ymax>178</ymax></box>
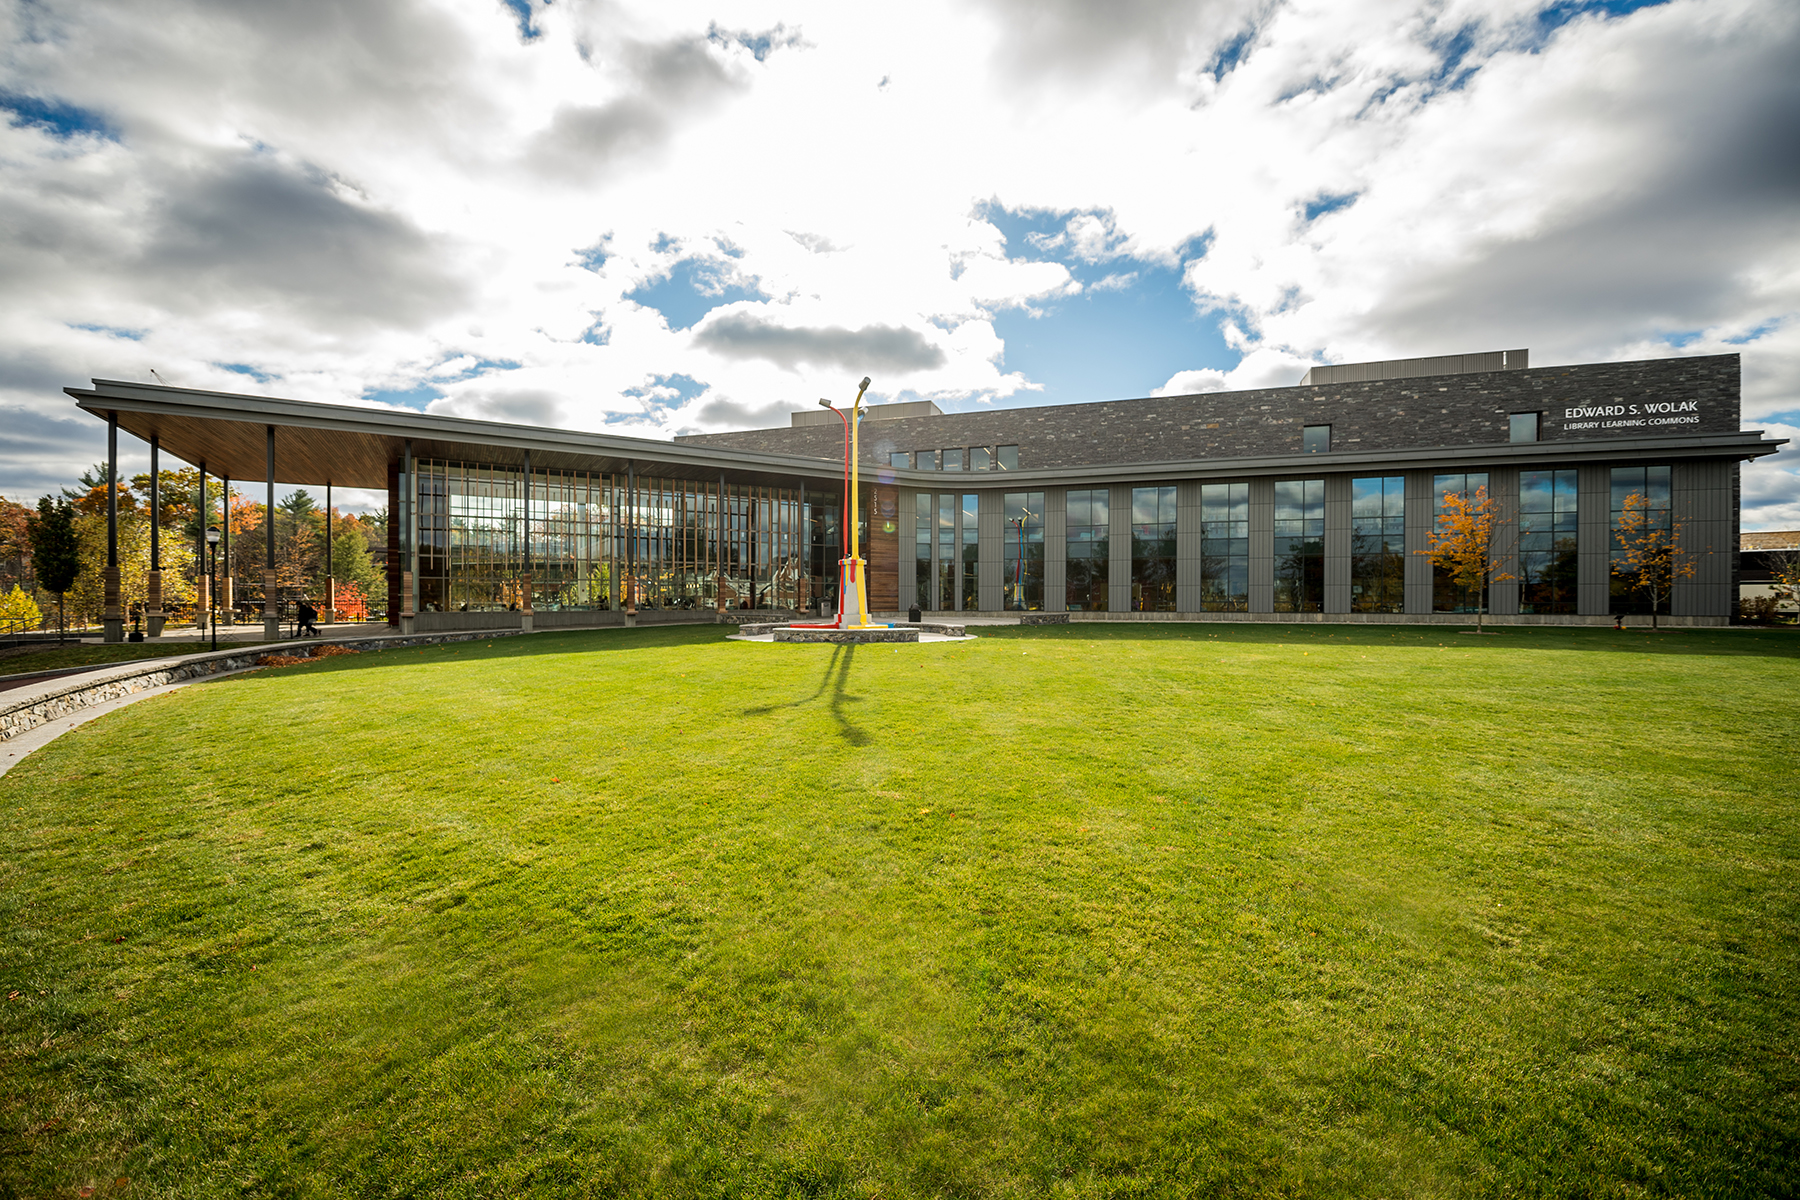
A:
<box><xmin>676</xmin><ymin>354</ymin><xmax>1741</xmax><ymax>469</ymax></box>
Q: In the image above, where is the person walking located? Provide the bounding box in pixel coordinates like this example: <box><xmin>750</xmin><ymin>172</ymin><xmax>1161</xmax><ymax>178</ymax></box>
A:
<box><xmin>296</xmin><ymin>597</ymin><xmax>319</xmax><ymax>638</ymax></box>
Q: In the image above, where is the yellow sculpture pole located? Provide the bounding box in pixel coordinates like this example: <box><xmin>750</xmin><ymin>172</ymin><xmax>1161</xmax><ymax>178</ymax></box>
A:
<box><xmin>847</xmin><ymin>376</ymin><xmax>872</xmax><ymax>625</ymax></box>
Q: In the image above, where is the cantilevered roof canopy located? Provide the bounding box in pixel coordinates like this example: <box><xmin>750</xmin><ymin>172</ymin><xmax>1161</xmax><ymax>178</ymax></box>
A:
<box><xmin>66</xmin><ymin>379</ymin><xmax>846</xmax><ymax>490</ymax></box>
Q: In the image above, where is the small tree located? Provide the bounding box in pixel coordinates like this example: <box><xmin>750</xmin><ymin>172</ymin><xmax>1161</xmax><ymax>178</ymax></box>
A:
<box><xmin>1611</xmin><ymin>491</ymin><xmax>1695</xmax><ymax>630</ymax></box>
<box><xmin>1766</xmin><ymin>547</ymin><xmax>1800</xmax><ymax>620</ymax></box>
<box><xmin>26</xmin><ymin>497</ymin><xmax>79</xmax><ymax>637</ymax></box>
<box><xmin>1419</xmin><ymin>485</ymin><xmax>1512</xmax><ymax>632</ymax></box>
<box><xmin>0</xmin><ymin>584</ymin><xmax>41</xmax><ymax>630</ymax></box>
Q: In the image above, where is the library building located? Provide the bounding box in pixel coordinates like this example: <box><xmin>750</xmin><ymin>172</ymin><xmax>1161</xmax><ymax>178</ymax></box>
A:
<box><xmin>69</xmin><ymin>348</ymin><xmax>1781</xmax><ymax>638</ymax></box>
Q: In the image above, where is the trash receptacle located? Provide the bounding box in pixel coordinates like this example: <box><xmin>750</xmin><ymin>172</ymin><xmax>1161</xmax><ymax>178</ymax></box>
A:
<box><xmin>908</xmin><ymin>603</ymin><xmax>922</xmax><ymax>624</ymax></box>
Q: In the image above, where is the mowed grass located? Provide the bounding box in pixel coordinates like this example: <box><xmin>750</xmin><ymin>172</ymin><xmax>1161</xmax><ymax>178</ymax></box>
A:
<box><xmin>2</xmin><ymin>624</ymin><xmax>1797</xmax><ymax>1198</ymax></box>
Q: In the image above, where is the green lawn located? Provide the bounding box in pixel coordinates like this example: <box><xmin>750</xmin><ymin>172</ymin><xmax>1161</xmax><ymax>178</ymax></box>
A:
<box><xmin>3</xmin><ymin>624</ymin><xmax>1797</xmax><ymax>1198</ymax></box>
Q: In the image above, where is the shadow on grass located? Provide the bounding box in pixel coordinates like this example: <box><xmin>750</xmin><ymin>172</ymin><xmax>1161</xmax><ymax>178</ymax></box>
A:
<box><xmin>740</xmin><ymin>643</ymin><xmax>869</xmax><ymax>745</ymax></box>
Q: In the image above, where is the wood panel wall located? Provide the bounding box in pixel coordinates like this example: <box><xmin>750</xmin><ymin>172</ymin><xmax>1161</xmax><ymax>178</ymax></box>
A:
<box><xmin>869</xmin><ymin>484</ymin><xmax>900</xmax><ymax>612</ymax></box>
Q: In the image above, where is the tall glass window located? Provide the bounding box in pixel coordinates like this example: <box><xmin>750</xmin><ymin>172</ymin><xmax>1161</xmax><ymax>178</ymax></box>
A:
<box><xmin>1519</xmin><ymin>469</ymin><xmax>1577</xmax><ymax>613</ymax></box>
<box><xmin>1004</xmin><ymin>492</ymin><xmax>1044</xmax><ymax>610</ymax></box>
<box><xmin>937</xmin><ymin>493</ymin><xmax>955</xmax><ymax>609</ymax></box>
<box><xmin>1611</xmin><ymin>465</ymin><xmax>1673</xmax><ymax>615</ymax></box>
<box><xmin>1432</xmin><ymin>472</ymin><xmax>1490</xmax><ymax>612</ymax></box>
<box><xmin>1274</xmin><ymin>479</ymin><xmax>1324</xmax><ymax>613</ymax></box>
<box><xmin>1200</xmin><ymin>483</ymin><xmax>1248</xmax><ymax>611</ymax></box>
<box><xmin>960</xmin><ymin>493</ymin><xmax>980</xmax><ymax>610</ymax></box>
<box><xmin>915</xmin><ymin>492</ymin><xmax>932</xmax><ymax>607</ymax></box>
<box><xmin>1351</xmin><ymin>477</ymin><xmax>1405</xmax><ymax>613</ymax></box>
<box><xmin>1130</xmin><ymin>486</ymin><xmax>1177</xmax><ymax>611</ymax></box>
<box><xmin>1065</xmin><ymin>488</ymin><xmax>1109</xmax><ymax>611</ymax></box>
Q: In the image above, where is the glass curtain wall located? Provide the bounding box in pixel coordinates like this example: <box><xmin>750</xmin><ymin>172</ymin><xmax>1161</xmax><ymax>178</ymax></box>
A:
<box><xmin>1519</xmin><ymin>469</ymin><xmax>1578</xmax><ymax>613</ymax></box>
<box><xmin>1350</xmin><ymin>477</ymin><xmax>1405</xmax><ymax>613</ymax></box>
<box><xmin>937</xmin><ymin>494</ymin><xmax>956</xmax><ymax>609</ymax></box>
<box><xmin>960</xmin><ymin>494</ymin><xmax>980</xmax><ymax>610</ymax></box>
<box><xmin>915</xmin><ymin>493</ymin><xmax>931</xmax><ymax>604</ymax></box>
<box><xmin>1004</xmin><ymin>492</ymin><xmax>1044</xmax><ymax>610</ymax></box>
<box><xmin>1200</xmin><ymin>483</ymin><xmax>1248</xmax><ymax>611</ymax></box>
<box><xmin>1131</xmin><ymin>486</ymin><xmax>1177</xmax><ymax>611</ymax></box>
<box><xmin>1274</xmin><ymin>479</ymin><xmax>1324</xmax><ymax>612</ymax></box>
<box><xmin>1065</xmin><ymin>488</ymin><xmax>1109</xmax><ymax>611</ymax></box>
<box><xmin>415</xmin><ymin>460</ymin><xmax>833</xmax><ymax>614</ymax></box>
<box><xmin>1610</xmin><ymin>465</ymin><xmax>1672</xmax><ymax>614</ymax></box>
<box><xmin>1432</xmin><ymin>472</ymin><xmax>1490</xmax><ymax>611</ymax></box>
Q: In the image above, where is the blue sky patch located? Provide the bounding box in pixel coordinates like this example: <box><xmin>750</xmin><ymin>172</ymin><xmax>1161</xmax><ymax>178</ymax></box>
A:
<box><xmin>501</xmin><ymin>0</ymin><xmax>540</xmax><ymax>41</ymax></box>
<box><xmin>364</xmin><ymin>384</ymin><xmax>444</xmax><ymax>410</ymax></box>
<box><xmin>215</xmin><ymin>362</ymin><xmax>275</xmax><ymax>384</ymax></box>
<box><xmin>574</xmin><ymin>238</ymin><xmax>610</xmax><ymax>272</ymax></box>
<box><xmin>626</xmin><ymin>257</ymin><xmax>765</xmax><ymax>332</ymax></box>
<box><xmin>1303</xmin><ymin>192</ymin><xmax>1358</xmax><ymax>222</ymax></box>
<box><xmin>980</xmin><ymin>205</ymin><xmax>1234</xmax><ymax>406</ymax></box>
<box><xmin>624</xmin><ymin>373</ymin><xmax>707</xmax><ymax>409</ymax></box>
<box><xmin>1</xmin><ymin>90</ymin><xmax>114</xmax><ymax>139</ymax></box>
<box><xmin>70</xmin><ymin>323</ymin><xmax>144</xmax><ymax>341</ymax></box>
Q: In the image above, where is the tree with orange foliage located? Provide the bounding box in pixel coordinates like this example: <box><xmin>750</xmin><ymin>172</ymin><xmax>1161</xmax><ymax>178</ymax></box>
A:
<box><xmin>1611</xmin><ymin>491</ymin><xmax>1695</xmax><ymax>630</ymax></box>
<box><xmin>1419</xmin><ymin>485</ymin><xmax>1513</xmax><ymax>632</ymax></box>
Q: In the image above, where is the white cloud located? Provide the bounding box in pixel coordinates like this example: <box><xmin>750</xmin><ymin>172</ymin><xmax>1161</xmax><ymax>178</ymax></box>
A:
<box><xmin>0</xmin><ymin>0</ymin><xmax>1793</xmax><ymax>525</ymax></box>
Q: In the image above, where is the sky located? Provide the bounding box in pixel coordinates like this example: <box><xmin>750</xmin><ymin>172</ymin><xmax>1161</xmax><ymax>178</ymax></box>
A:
<box><xmin>1</xmin><ymin>0</ymin><xmax>1796</xmax><ymax>524</ymax></box>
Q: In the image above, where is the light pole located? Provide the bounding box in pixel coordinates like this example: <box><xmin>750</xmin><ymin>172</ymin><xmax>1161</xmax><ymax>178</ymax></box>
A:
<box><xmin>205</xmin><ymin>525</ymin><xmax>220</xmax><ymax>651</ymax></box>
<box><xmin>797</xmin><ymin>376</ymin><xmax>873</xmax><ymax>628</ymax></box>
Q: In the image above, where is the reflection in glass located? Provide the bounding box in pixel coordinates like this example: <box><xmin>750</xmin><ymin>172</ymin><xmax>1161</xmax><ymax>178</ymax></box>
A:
<box><xmin>1432</xmin><ymin>472</ymin><xmax>1490</xmax><ymax>612</ymax></box>
<box><xmin>1131</xmin><ymin>485</ymin><xmax>1176</xmax><ymax>611</ymax></box>
<box><xmin>937</xmin><ymin>493</ymin><xmax>956</xmax><ymax>609</ymax></box>
<box><xmin>415</xmin><ymin>460</ymin><xmax>832</xmax><ymax>614</ymax></box>
<box><xmin>1351</xmin><ymin>476</ymin><xmax>1404</xmax><ymax>613</ymax></box>
<box><xmin>996</xmin><ymin>445</ymin><xmax>1019</xmax><ymax>471</ymax></box>
<box><xmin>1004</xmin><ymin>492</ymin><xmax>1045</xmax><ymax>610</ymax></box>
<box><xmin>1519</xmin><ymin>469</ymin><xmax>1577</xmax><ymax>613</ymax></box>
<box><xmin>1065</xmin><ymin>488</ymin><xmax>1109</xmax><ymax>611</ymax></box>
<box><xmin>1200</xmin><ymin>482</ymin><xmax>1248</xmax><ymax>611</ymax></box>
<box><xmin>1274</xmin><ymin>479</ymin><xmax>1324</xmax><ymax>612</ymax></box>
<box><xmin>1610</xmin><ymin>465</ymin><xmax>1672</xmax><ymax>615</ymax></box>
<box><xmin>915</xmin><ymin>492</ymin><xmax>932</xmax><ymax>607</ymax></box>
<box><xmin>969</xmin><ymin>446</ymin><xmax>991</xmax><ymax>471</ymax></box>
<box><xmin>942</xmin><ymin>449</ymin><xmax>964</xmax><ymax>471</ymax></box>
<box><xmin>961</xmin><ymin>493</ymin><xmax>980</xmax><ymax>610</ymax></box>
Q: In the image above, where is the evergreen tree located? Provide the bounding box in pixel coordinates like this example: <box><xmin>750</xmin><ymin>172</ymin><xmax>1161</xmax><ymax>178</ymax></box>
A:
<box><xmin>26</xmin><ymin>497</ymin><xmax>79</xmax><ymax>636</ymax></box>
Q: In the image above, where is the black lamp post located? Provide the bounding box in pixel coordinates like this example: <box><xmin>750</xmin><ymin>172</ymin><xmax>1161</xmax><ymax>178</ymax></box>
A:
<box><xmin>205</xmin><ymin>525</ymin><xmax>221</xmax><ymax>651</ymax></box>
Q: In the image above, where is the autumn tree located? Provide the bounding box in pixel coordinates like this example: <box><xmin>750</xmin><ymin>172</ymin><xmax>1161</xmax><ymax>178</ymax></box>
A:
<box><xmin>0</xmin><ymin>496</ymin><xmax>31</xmax><ymax>595</ymax></box>
<box><xmin>1611</xmin><ymin>491</ymin><xmax>1695</xmax><ymax>630</ymax></box>
<box><xmin>26</xmin><ymin>498</ymin><xmax>79</xmax><ymax>636</ymax></box>
<box><xmin>69</xmin><ymin>510</ymin><xmax>197</xmax><ymax>623</ymax></box>
<box><xmin>1419</xmin><ymin>484</ymin><xmax>1512</xmax><ymax>632</ymax></box>
<box><xmin>0</xmin><ymin>584</ymin><xmax>41</xmax><ymax>630</ymax></box>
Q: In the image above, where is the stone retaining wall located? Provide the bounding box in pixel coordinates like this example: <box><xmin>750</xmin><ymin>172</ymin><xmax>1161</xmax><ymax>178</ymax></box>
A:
<box><xmin>0</xmin><ymin>629</ymin><xmax>527</xmax><ymax>742</ymax></box>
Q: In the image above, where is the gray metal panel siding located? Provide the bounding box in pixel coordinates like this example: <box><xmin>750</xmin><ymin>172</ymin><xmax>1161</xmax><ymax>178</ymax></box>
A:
<box><xmin>1248</xmin><ymin>477</ymin><xmax>1274</xmax><ymax>613</ymax></box>
<box><xmin>897</xmin><ymin>488</ymin><xmax>917</xmax><ymax>611</ymax></box>
<box><xmin>1324</xmin><ymin>473</ymin><xmax>1352</xmax><ymax>613</ymax></box>
<box><xmin>1110</xmin><ymin>484</ymin><xmax>1133</xmax><ymax>613</ymax></box>
<box><xmin>1489</xmin><ymin>469</ymin><xmax>1520</xmax><ymax>615</ymax></box>
<box><xmin>1044</xmin><ymin>487</ymin><xmax>1067</xmax><ymax>612</ymax></box>
<box><xmin>980</xmin><ymin>491</ymin><xmax>1004</xmax><ymax>611</ymax></box>
<box><xmin>1578</xmin><ymin>464</ymin><xmax>1611</xmax><ymax>615</ymax></box>
<box><xmin>1404</xmin><ymin>471</ymin><xmax>1434</xmax><ymax>614</ymax></box>
<box><xmin>1177</xmin><ymin>480</ymin><xmax>1203</xmax><ymax>612</ymax></box>
<box><xmin>1673</xmin><ymin>460</ymin><xmax>1733</xmax><ymax>616</ymax></box>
